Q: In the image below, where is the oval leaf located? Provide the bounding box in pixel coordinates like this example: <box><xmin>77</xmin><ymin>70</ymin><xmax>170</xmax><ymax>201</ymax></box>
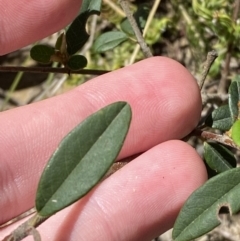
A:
<box><xmin>93</xmin><ymin>31</ymin><xmax>128</xmax><ymax>53</ymax></box>
<box><xmin>30</xmin><ymin>45</ymin><xmax>55</xmax><ymax>64</ymax></box>
<box><xmin>231</xmin><ymin>119</ymin><xmax>240</xmax><ymax>146</ymax></box>
<box><xmin>204</xmin><ymin>142</ymin><xmax>236</xmax><ymax>173</ymax></box>
<box><xmin>55</xmin><ymin>33</ymin><xmax>65</xmax><ymax>51</ymax></box>
<box><xmin>36</xmin><ymin>102</ymin><xmax>132</xmax><ymax>217</ymax></box>
<box><xmin>66</xmin><ymin>12</ymin><xmax>90</xmax><ymax>55</ymax></box>
<box><xmin>205</xmin><ymin>105</ymin><xmax>232</xmax><ymax>131</ymax></box>
<box><xmin>66</xmin><ymin>0</ymin><xmax>101</xmax><ymax>56</ymax></box>
<box><xmin>172</xmin><ymin>168</ymin><xmax>240</xmax><ymax>241</ymax></box>
<box><xmin>80</xmin><ymin>0</ymin><xmax>102</xmax><ymax>14</ymax></box>
<box><xmin>67</xmin><ymin>55</ymin><xmax>88</xmax><ymax>70</ymax></box>
<box><xmin>228</xmin><ymin>77</ymin><xmax>240</xmax><ymax>122</ymax></box>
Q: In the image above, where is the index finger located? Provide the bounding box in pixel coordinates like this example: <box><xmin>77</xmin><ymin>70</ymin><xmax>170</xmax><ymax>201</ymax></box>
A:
<box><xmin>0</xmin><ymin>57</ymin><xmax>201</xmax><ymax>224</ymax></box>
<box><xmin>0</xmin><ymin>0</ymin><xmax>82</xmax><ymax>55</ymax></box>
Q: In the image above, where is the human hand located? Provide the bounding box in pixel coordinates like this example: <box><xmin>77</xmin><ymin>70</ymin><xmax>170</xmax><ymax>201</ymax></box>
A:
<box><xmin>0</xmin><ymin>1</ymin><xmax>207</xmax><ymax>240</ymax></box>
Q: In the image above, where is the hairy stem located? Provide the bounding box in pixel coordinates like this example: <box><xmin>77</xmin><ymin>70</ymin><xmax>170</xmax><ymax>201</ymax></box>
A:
<box><xmin>119</xmin><ymin>0</ymin><xmax>153</xmax><ymax>58</ymax></box>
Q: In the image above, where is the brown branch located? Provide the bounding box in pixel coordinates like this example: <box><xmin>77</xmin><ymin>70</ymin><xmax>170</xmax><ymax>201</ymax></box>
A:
<box><xmin>193</xmin><ymin>129</ymin><xmax>240</xmax><ymax>150</ymax></box>
<box><xmin>0</xmin><ymin>66</ymin><xmax>109</xmax><ymax>75</ymax></box>
<box><xmin>198</xmin><ymin>50</ymin><xmax>218</xmax><ymax>92</ymax></box>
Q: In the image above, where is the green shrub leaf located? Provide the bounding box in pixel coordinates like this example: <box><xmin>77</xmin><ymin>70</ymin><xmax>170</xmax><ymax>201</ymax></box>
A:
<box><xmin>205</xmin><ymin>105</ymin><xmax>232</xmax><ymax>131</ymax></box>
<box><xmin>93</xmin><ymin>31</ymin><xmax>128</xmax><ymax>53</ymax></box>
<box><xmin>36</xmin><ymin>101</ymin><xmax>132</xmax><ymax>217</ymax></box>
<box><xmin>79</xmin><ymin>0</ymin><xmax>102</xmax><ymax>14</ymax></box>
<box><xmin>228</xmin><ymin>77</ymin><xmax>240</xmax><ymax>122</ymax></box>
<box><xmin>30</xmin><ymin>45</ymin><xmax>55</xmax><ymax>64</ymax></box>
<box><xmin>67</xmin><ymin>55</ymin><xmax>88</xmax><ymax>70</ymax></box>
<box><xmin>231</xmin><ymin>119</ymin><xmax>240</xmax><ymax>146</ymax></box>
<box><xmin>55</xmin><ymin>33</ymin><xmax>65</xmax><ymax>51</ymax></box>
<box><xmin>204</xmin><ymin>142</ymin><xmax>236</xmax><ymax>173</ymax></box>
<box><xmin>66</xmin><ymin>0</ymin><xmax>101</xmax><ymax>55</ymax></box>
<box><xmin>172</xmin><ymin>168</ymin><xmax>240</xmax><ymax>241</ymax></box>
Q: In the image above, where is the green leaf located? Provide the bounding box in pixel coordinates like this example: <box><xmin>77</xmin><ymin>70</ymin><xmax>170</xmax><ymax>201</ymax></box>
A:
<box><xmin>66</xmin><ymin>0</ymin><xmax>101</xmax><ymax>55</ymax></box>
<box><xmin>172</xmin><ymin>168</ymin><xmax>240</xmax><ymax>241</ymax></box>
<box><xmin>120</xmin><ymin>4</ymin><xmax>150</xmax><ymax>36</ymax></box>
<box><xmin>79</xmin><ymin>0</ymin><xmax>102</xmax><ymax>14</ymax></box>
<box><xmin>67</xmin><ymin>55</ymin><xmax>88</xmax><ymax>70</ymax></box>
<box><xmin>204</xmin><ymin>142</ymin><xmax>236</xmax><ymax>173</ymax></box>
<box><xmin>205</xmin><ymin>105</ymin><xmax>233</xmax><ymax>131</ymax></box>
<box><xmin>231</xmin><ymin>119</ymin><xmax>240</xmax><ymax>146</ymax></box>
<box><xmin>93</xmin><ymin>31</ymin><xmax>128</xmax><ymax>53</ymax></box>
<box><xmin>36</xmin><ymin>102</ymin><xmax>132</xmax><ymax>217</ymax></box>
<box><xmin>30</xmin><ymin>45</ymin><xmax>55</xmax><ymax>64</ymax></box>
<box><xmin>55</xmin><ymin>33</ymin><xmax>65</xmax><ymax>51</ymax></box>
<box><xmin>228</xmin><ymin>77</ymin><xmax>240</xmax><ymax>122</ymax></box>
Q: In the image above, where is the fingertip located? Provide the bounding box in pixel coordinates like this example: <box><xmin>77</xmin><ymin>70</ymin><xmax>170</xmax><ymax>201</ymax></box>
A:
<box><xmin>0</xmin><ymin>0</ymin><xmax>82</xmax><ymax>55</ymax></box>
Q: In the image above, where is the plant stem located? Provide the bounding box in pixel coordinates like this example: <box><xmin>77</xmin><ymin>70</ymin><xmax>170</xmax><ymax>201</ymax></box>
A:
<box><xmin>2</xmin><ymin>214</ymin><xmax>48</xmax><ymax>241</ymax></box>
<box><xmin>198</xmin><ymin>50</ymin><xmax>218</xmax><ymax>92</ymax></box>
<box><xmin>129</xmin><ymin>0</ymin><xmax>161</xmax><ymax>64</ymax></box>
<box><xmin>193</xmin><ymin>129</ymin><xmax>240</xmax><ymax>150</ymax></box>
<box><xmin>103</xmin><ymin>0</ymin><xmax>126</xmax><ymax>17</ymax></box>
<box><xmin>119</xmin><ymin>0</ymin><xmax>153</xmax><ymax>58</ymax></box>
<box><xmin>0</xmin><ymin>71</ymin><xmax>23</xmax><ymax>111</ymax></box>
<box><xmin>0</xmin><ymin>66</ymin><xmax>109</xmax><ymax>75</ymax></box>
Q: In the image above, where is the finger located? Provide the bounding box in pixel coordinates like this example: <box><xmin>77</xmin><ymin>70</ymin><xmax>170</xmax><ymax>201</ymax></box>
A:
<box><xmin>0</xmin><ymin>57</ymin><xmax>201</xmax><ymax>224</ymax></box>
<box><xmin>0</xmin><ymin>141</ymin><xmax>207</xmax><ymax>241</ymax></box>
<box><xmin>0</xmin><ymin>0</ymin><xmax>82</xmax><ymax>55</ymax></box>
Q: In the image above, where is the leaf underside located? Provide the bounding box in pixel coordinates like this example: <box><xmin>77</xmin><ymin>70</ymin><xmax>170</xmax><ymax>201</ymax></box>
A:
<box><xmin>36</xmin><ymin>101</ymin><xmax>132</xmax><ymax>217</ymax></box>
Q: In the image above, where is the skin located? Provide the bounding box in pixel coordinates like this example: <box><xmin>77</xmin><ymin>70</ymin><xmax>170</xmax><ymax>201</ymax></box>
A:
<box><xmin>0</xmin><ymin>0</ymin><xmax>208</xmax><ymax>240</ymax></box>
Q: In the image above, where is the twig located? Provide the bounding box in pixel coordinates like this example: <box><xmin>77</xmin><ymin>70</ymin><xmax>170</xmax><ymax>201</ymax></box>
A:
<box><xmin>129</xmin><ymin>0</ymin><xmax>161</xmax><ymax>64</ymax></box>
<box><xmin>0</xmin><ymin>155</ymin><xmax>140</xmax><ymax>241</ymax></box>
<box><xmin>0</xmin><ymin>66</ymin><xmax>109</xmax><ymax>75</ymax></box>
<box><xmin>193</xmin><ymin>129</ymin><xmax>240</xmax><ymax>150</ymax></box>
<box><xmin>103</xmin><ymin>0</ymin><xmax>126</xmax><ymax>17</ymax></box>
<box><xmin>2</xmin><ymin>214</ymin><xmax>48</xmax><ymax>241</ymax></box>
<box><xmin>198</xmin><ymin>50</ymin><xmax>218</xmax><ymax>92</ymax></box>
<box><xmin>119</xmin><ymin>0</ymin><xmax>153</xmax><ymax>58</ymax></box>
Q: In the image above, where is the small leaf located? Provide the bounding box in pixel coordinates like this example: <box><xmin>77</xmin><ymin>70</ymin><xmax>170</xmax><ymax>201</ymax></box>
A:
<box><xmin>93</xmin><ymin>31</ymin><xmax>128</xmax><ymax>53</ymax></box>
<box><xmin>66</xmin><ymin>0</ymin><xmax>101</xmax><ymax>55</ymax></box>
<box><xmin>36</xmin><ymin>102</ymin><xmax>132</xmax><ymax>217</ymax></box>
<box><xmin>204</xmin><ymin>142</ymin><xmax>236</xmax><ymax>173</ymax></box>
<box><xmin>79</xmin><ymin>0</ymin><xmax>102</xmax><ymax>14</ymax></box>
<box><xmin>66</xmin><ymin>12</ymin><xmax>90</xmax><ymax>55</ymax></box>
<box><xmin>30</xmin><ymin>45</ymin><xmax>55</xmax><ymax>64</ymax></box>
<box><xmin>205</xmin><ymin>105</ymin><xmax>232</xmax><ymax>131</ymax></box>
<box><xmin>67</xmin><ymin>55</ymin><xmax>88</xmax><ymax>70</ymax></box>
<box><xmin>231</xmin><ymin>119</ymin><xmax>240</xmax><ymax>146</ymax></box>
<box><xmin>172</xmin><ymin>168</ymin><xmax>240</xmax><ymax>241</ymax></box>
<box><xmin>228</xmin><ymin>77</ymin><xmax>240</xmax><ymax>122</ymax></box>
<box><xmin>55</xmin><ymin>33</ymin><xmax>65</xmax><ymax>51</ymax></box>
<box><xmin>121</xmin><ymin>4</ymin><xmax>150</xmax><ymax>36</ymax></box>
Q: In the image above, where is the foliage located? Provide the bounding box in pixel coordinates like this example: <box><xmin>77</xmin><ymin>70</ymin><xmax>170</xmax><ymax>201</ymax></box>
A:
<box><xmin>36</xmin><ymin>101</ymin><xmax>132</xmax><ymax>217</ymax></box>
<box><xmin>3</xmin><ymin>0</ymin><xmax>240</xmax><ymax>240</ymax></box>
<box><xmin>30</xmin><ymin>0</ymin><xmax>102</xmax><ymax>71</ymax></box>
<box><xmin>172</xmin><ymin>77</ymin><xmax>240</xmax><ymax>240</ymax></box>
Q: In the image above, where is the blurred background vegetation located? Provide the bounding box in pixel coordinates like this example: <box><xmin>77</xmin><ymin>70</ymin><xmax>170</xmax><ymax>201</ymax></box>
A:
<box><xmin>1</xmin><ymin>1</ymin><xmax>240</xmax><ymax>240</ymax></box>
<box><xmin>0</xmin><ymin>0</ymin><xmax>239</xmax><ymax>110</ymax></box>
